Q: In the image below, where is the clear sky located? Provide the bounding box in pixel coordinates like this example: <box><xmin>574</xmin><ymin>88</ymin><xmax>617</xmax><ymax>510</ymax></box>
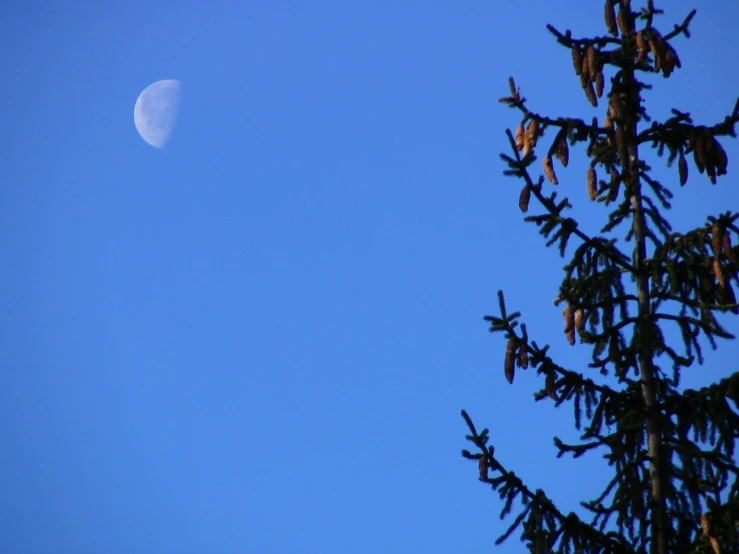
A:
<box><xmin>1</xmin><ymin>2</ymin><xmax>738</xmax><ymax>553</ymax></box>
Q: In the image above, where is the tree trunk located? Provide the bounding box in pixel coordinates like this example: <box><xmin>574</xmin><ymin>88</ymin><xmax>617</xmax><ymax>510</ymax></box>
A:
<box><xmin>626</xmin><ymin>75</ymin><xmax>669</xmax><ymax>554</ymax></box>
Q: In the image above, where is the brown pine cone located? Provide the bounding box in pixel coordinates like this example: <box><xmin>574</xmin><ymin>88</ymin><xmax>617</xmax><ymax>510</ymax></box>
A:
<box><xmin>615</xmin><ymin>125</ymin><xmax>628</xmax><ymax>165</ymax></box>
<box><xmin>519</xmin><ymin>185</ymin><xmax>531</xmax><ymax>213</ymax></box>
<box><xmin>647</xmin><ymin>31</ymin><xmax>666</xmax><ymax>73</ymax></box>
<box><xmin>604</xmin><ymin>0</ymin><xmax>618</xmax><ymax>36</ymax></box>
<box><xmin>662</xmin><ymin>44</ymin><xmax>681</xmax><ymax>77</ymax></box>
<box><xmin>635</xmin><ymin>31</ymin><xmax>648</xmax><ymax>63</ymax></box>
<box><xmin>515</xmin><ymin>122</ymin><xmax>525</xmax><ymax>151</ymax></box>
<box><xmin>662</xmin><ymin>54</ymin><xmax>675</xmax><ymax>77</ymax></box>
<box><xmin>586</xmin><ymin>44</ymin><xmax>599</xmax><ymax>78</ymax></box>
<box><xmin>518</xmin><ymin>346</ymin><xmax>529</xmax><ymax>369</ymax></box>
<box><xmin>646</xmin><ymin>27</ymin><xmax>665</xmax><ymax>73</ymax></box>
<box><xmin>563</xmin><ymin>306</ymin><xmax>575</xmax><ymax>345</ymax></box>
<box><xmin>574</xmin><ymin>309</ymin><xmax>585</xmax><ymax>332</ymax></box>
<box><xmin>572</xmin><ymin>45</ymin><xmax>583</xmax><ymax>76</ymax></box>
<box><xmin>706</xmin><ymin>163</ymin><xmax>717</xmax><ymax>185</ymax></box>
<box><xmin>523</xmin><ymin>120</ymin><xmax>539</xmax><ymax>157</ymax></box>
<box><xmin>584</xmin><ymin>80</ymin><xmax>598</xmax><ymax>107</ymax></box>
<box><xmin>587</xmin><ymin>167</ymin><xmax>597</xmax><ymax>200</ymax></box>
<box><xmin>713</xmin><ymin>139</ymin><xmax>728</xmax><ymax>176</ymax></box>
<box><xmin>579</xmin><ymin>71</ymin><xmax>590</xmax><ymax>91</ymax></box>
<box><xmin>604</xmin><ymin>114</ymin><xmax>614</xmax><ymax>132</ymax></box>
<box><xmin>563</xmin><ymin>305</ymin><xmax>574</xmax><ymax>333</ymax></box>
<box><xmin>596</xmin><ymin>71</ymin><xmax>606</xmax><ymax>98</ymax></box>
<box><xmin>616</xmin><ymin>6</ymin><xmax>632</xmax><ymax>35</ymax></box>
<box><xmin>694</xmin><ymin>133</ymin><xmax>707</xmax><ymax>174</ymax></box>
<box><xmin>478</xmin><ymin>455</ymin><xmax>489</xmax><ymax>481</ymax></box>
<box><xmin>702</xmin><ymin>134</ymin><xmax>717</xmax><ymax>183</ymax></box>
<box><xmin>608</xmin><ymin>94</ymin><xmax>623</xmax><ymax>121</ymax></box>
<box><xmin>713</xmin><ymin>257</ymin><xmax>725</xmax><ymax>288</ymax></box>
<box><xmin>557</xmin><ymin>135</ymin><xmax>570</xmax><ymax>167</ymax></box>
<box><xmin>678</xmin><ymin>153</ymin><xmax>688</xmax><ymax>185</ymax></box>
<box><xmin>687</xmin><ymin>128</ymin><xmax>697</xmax><ymax>153</ymax></box>
<box><xmin>610</xmin><ymin>169</ymin><xmax>620</xmax><ymax>202</ymax></box>
<box><xmin>544</xmin><ymin>156</ymin><xmax>559</xmax><ymax>184</ymax></box>
<box><xmin>504</xmin><ymin>339</ymin><xmax>516</xmax><ymax>384</ymax></box>
<box><xmin>711</xmin><ymin>222</ymin><xmax>722</xmax><ymax>258</ymax></box>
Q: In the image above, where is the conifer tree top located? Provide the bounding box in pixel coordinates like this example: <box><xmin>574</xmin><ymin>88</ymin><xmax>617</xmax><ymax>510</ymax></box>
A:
<box><xmin>462</xmin><ymin>2</ymin><xmax>739</xmax><ymax>553</ymax></box>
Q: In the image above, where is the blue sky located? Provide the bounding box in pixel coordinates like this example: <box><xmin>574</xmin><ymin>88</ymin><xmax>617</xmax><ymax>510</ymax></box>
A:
<box><xmin>1</xmin><ymin>2</ymin><xmax>738</xmax><ymax>553</ymax></box>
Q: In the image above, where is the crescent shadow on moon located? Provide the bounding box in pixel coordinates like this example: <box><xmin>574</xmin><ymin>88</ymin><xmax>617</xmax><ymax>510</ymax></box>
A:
<box><xmin>134</xmin><ymin>79</ymin><xmax>181</xmax><ymax>148</ymax></box>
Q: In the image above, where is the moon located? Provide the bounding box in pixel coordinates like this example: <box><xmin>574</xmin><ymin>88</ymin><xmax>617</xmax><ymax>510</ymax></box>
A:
<box><xmin>133</xmin><ymin>80</ymin><xmax>181</xmax><ymax>148</ymax></box>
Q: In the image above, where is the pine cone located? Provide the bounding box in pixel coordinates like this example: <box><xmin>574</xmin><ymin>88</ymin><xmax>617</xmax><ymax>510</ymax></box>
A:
<box><xmin>706</xmin><ymin>163</ymin><xmax>717</xmax><ymax>185</ymax></box>
<box><xmin>711</xmin><ymin>222</ymin><xmax>723</xmax><ymax>258</ymax></box>
<box><xmin>604</xmin><ymin>113</ymin><xmax>614</xmax><ymax>132</ymax></box>
<box><xmin>586</xmin><ymin>44</ymin><xmax>599</xmax><ymax>78</ymax></box>
<box><xmin>595</xmin><ymin>71</ymin><xmax>605</xmax><ymax>98</ymax></box>
<box><xmin>567</xmin><ymin>327</ymin><xmax>575</xmax><ymax>346</ymax></box>
<box><xmin>524</xmin><ymin>120</ymin><xmax>539</xmax><ymax>157</ymax></box>
<box><xmin>713</xmin><ymin>138</ymin><xmax>728</xmax><ymax>176</ymax></box>
<box><xmin>694</xmin><ymin>132</ymin><xmax>707</xmax><ymax>174</ymax></box>
<box><xmin>579</xmin><ymin>71</ymin><xmax>590</xmax><ymax>91</ymax></box>
<box><xmin>654</xmin><ymin>30</ymin><xmax>668</xmax><ymax>66</ymax></box>
<box><xmin>478</xmin><ymin>455</ymin><xmax>489</xmax><ymax>481</ymax></box>
<box><xmin>687</xmin><ymin>128</ymin><xmax>698</xmax><ymax>153</ymax></box>
<box><xmin>678</xmin><ymin>153</ymin><xmax>688</xmax><ymax>185</ymax></box>
<box><xmin>713</xmin><ymin>257</ymin><xmax>725</xmax><ymax>288</ymax></box>
<box><xmin>563</xmin><ymin>305</ymin><xmax>575</xmax><ymax>345</ymax></box>
<box><xmin>572</xmin><ymin>45</ymin><xmax>583</xmax><ymax>76</ymax></box>
<box><xmin>700</xmin><ymin>513</ymin><xmax>710</xmax><ymax>537</ymax></box>
<box><xmin>635</xmin><ymin>31</ymin><xmax>648</xmax><ymax>63</ymax></box>
<box><xmin>616</xmin><ymin>6</ymin><xmax>632</xmax><ymax>35</ymax></box>
<box><xmin>545</xmin><ymin>373</ymin><xmax>560</xmax><ymax>401</ymax></box>
<box><xmin>662</xmin><ymin>44</ymin><xmax>681</xmax><ymax>77</ymax></box>
<box><xmin>604</xmin><ymin>0</ymin><xmax>618</xmax><ymax>36</ymax></box>
<box><xmin>557</xmin><ymin>135</ymin><xmax>570</xmax><ymax>167</ymax></box>
<box><xmin>723</xmin><ymin>233</ymin><xmax>736</xmax><ymax>264</ymax></box>
<box><xmin>515</xmin><ymin>122</ymin><xmax>525</xmax><ymax>151</ymax></box>
<box><xmin>647</xmin><ymin>32</ymin><xmax>663</xmax><ymax>73</ymax></box>
<box><xmin>505</xmin><ymin>339</ymin><xmax>516</xmax><ymax>384</ymax></box>
<box><xmin>608</xmin><ymin>94</ymin><xmax>623</xmax><ymax>121</ymax></box>
<box><xmin>563</xmin><ymin>305</ymin><xmax>574</xmax><ymax>332</ymax></box>
<box><xmin>519</xmin><ymin>184</ymin><xmax>531</xmax><ymax>213</ymax></box>
<box><xmin>518</xmin><ymin>346</ymin><xmax>529</xmax><ymax>369</ymax></box>
<box><xmin>662</xmin><ymin>52</ymin><xmax>674</xmax><ymax>77</ymax></box>
<box><xmin>615</xmin><ymin>125</ymin><xmax>629</xmax><ymax>166</ymax></box>
<box><xmin>703</xmin><ymin>133</ymin><xmax>718</xmax><ymax>181</ymax></box>
<box><xmin>609</xmin><ymin>169</ymin><xmax>620</xmax><ymax>201</ymax></box>
<box><xmin>587</xmin><ymin>167</ymin><xmax>597</xmax><ymax>200</ymax></box>
<box><xmin>544</xmin><ymin>156</ymin><xmax>559</xmax><ymax>184</ymax></box>
<box><xmin>584</xmin><ymin>80</ymin><xmax>598</xmax><ymax>107</ymax></box>
<box><xmin>709</xmin><ymin>536</ymin><xmax>720</xmax><ymax>554</ymax></box>
<box><xmin>574</xmin><ymin>308</ymin><xmax>585</xmax><ymax>331</ymax></box>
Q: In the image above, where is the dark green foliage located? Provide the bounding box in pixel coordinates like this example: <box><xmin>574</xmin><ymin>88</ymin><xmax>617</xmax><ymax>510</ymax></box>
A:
<box><xmin>463</xmin><ymin>2</ymin><xmax>739</xmax><ymax>553</ymax></box>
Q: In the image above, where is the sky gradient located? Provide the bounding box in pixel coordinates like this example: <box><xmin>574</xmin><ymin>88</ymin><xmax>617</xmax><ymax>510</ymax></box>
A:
<box><xmin>2</xmin><ymin>1</ymin><xmax>738</xmax><ymax>553</ymax></box>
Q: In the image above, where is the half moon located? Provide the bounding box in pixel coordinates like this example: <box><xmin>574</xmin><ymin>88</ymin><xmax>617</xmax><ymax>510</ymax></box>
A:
<box><xmin>133</xmin><ymin>80</ymin><xmax>181</xmax><ymax>148</ymax></box>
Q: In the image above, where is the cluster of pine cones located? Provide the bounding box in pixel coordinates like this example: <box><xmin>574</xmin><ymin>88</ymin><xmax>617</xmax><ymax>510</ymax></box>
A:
<box><xmin>711</xmin><ymin>222</ymin><xmax>738</xmax><ymax>313</ymax></box>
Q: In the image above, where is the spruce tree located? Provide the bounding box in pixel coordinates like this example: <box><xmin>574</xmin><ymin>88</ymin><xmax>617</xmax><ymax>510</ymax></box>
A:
<box><xmin>461</xmin><ymin>2</ymin><xmax>739</xmax><ymax>553</ymax></box>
